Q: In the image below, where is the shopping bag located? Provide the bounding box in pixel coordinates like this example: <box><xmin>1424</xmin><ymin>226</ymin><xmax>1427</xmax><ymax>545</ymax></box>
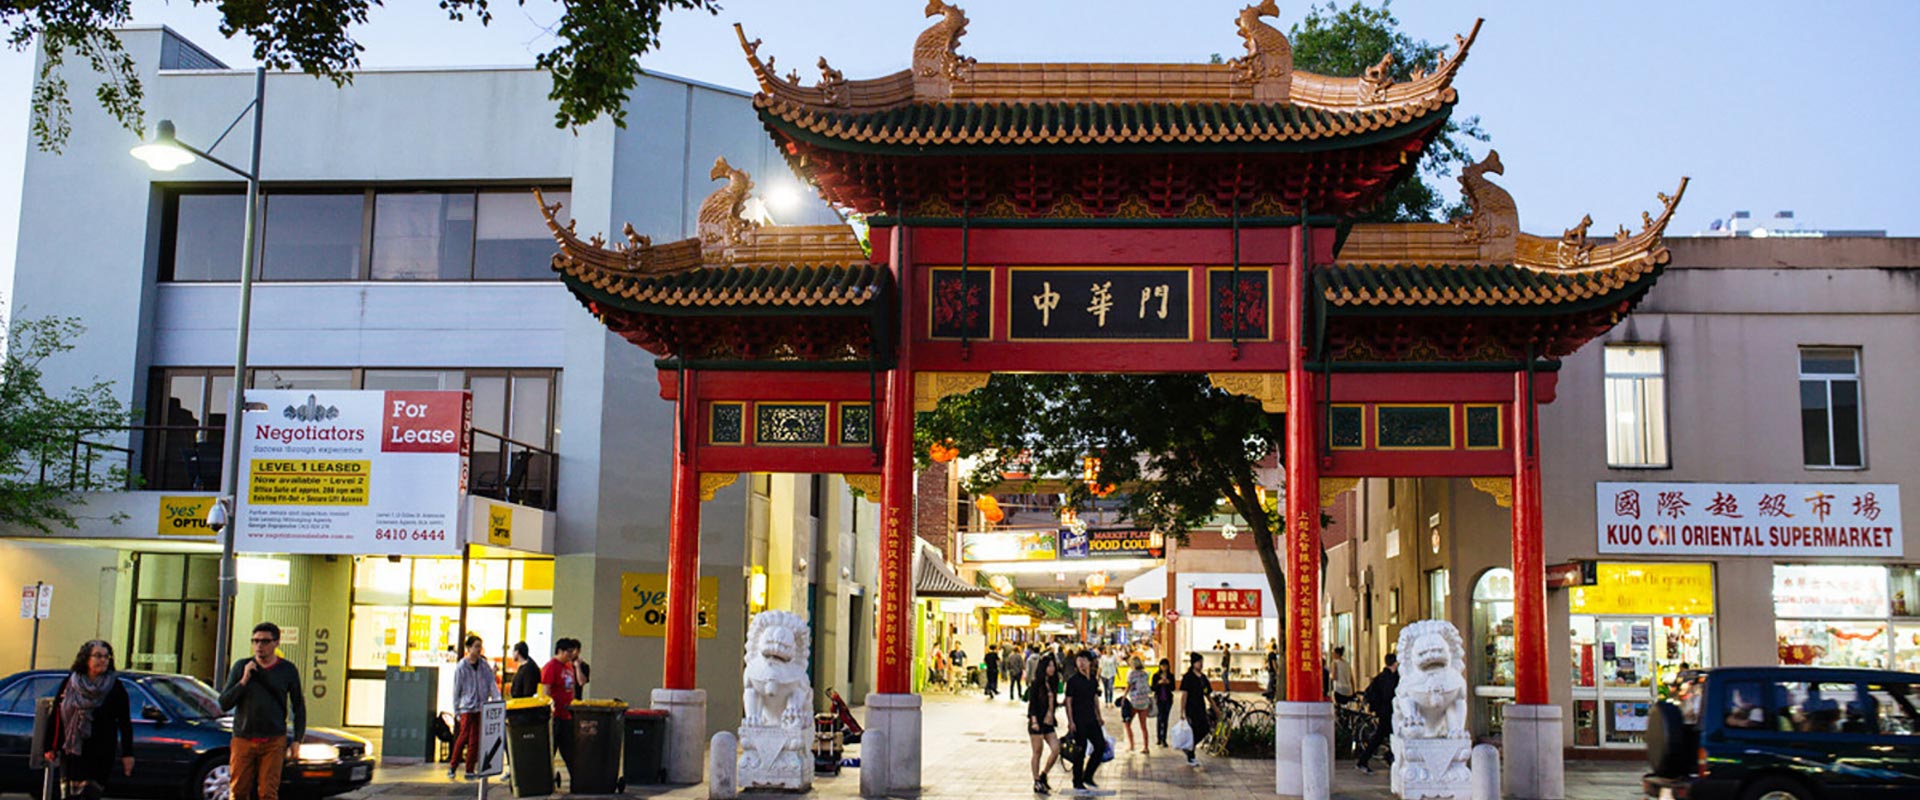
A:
<box><xmin>1100</xmin><ymin>734</ymin><xmax>1116</xmax><ymax>763</ymax></box>
<box><xmin>1168</xmin><ymin>719</ymin><xmax>1194</xmax><ymax>751</ymax></box>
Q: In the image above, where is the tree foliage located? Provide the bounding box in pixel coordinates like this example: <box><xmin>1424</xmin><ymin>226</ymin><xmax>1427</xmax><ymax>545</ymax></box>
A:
<box><xmin>921</xmin><ymin>2</ymin><xmax>1488</xmax><ymax>609</ymax></box>
<box><xmin>0</xmin><ymin>310</ymin><xmax>134</xmax><ymax>532</ymax></box>
<box><xmin>1291</xmin><ymin>1</ymin><xmax>1488</xmax><ymax>223</ymax></box>
<box><xmin>9</xmin><ymin>0</ymin><xmax>721</xmax><ymax>152</ymax></box>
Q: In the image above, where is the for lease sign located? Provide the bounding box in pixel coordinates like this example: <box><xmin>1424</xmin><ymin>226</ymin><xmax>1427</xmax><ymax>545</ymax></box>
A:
<box><xmin>1596</xmin><ymin>482</ymin><xmax>1901</xmax><ymax>557</ymax></box>
<box><xmin>236</xmin><ymin>390</ymin><xmax>470</xmax><ymax>555</ymax></box>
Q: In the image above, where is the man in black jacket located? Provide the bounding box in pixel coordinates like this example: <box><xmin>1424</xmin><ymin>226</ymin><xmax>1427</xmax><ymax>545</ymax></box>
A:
<box><xmin>219</xmin><ymin>622</ymin><xmax>306</xmax><ymax>800</ymax></box>
<box><xmin>1355</xmin><ymin>653</ymin><xmax>1398</xmax><ymax>774</ymax></box>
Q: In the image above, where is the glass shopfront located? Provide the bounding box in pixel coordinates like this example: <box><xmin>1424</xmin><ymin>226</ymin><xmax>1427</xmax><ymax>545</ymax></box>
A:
<box><xmin>1469</xmin><ymin>568</ymin><xmax>1515</xmax><ymax>738</ymax></box>
<box><xmin>1774</xmin><ymin>564</ymin><xmax>1920</xmax><ymax>671</ymax></box>
<box><xmin>1567</xmin><ymin>562</ymin><xmax>1715</xmax><ymax>748</ymax></box>
<box><xmin>344</xmin><ymin>555</ymin><xmax>553</xmax><ymax>726</ymax></box>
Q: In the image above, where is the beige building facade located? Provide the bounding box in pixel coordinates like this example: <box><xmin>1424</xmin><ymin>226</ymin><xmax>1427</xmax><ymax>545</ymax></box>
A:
<box><xmin>1327</xmin><ymin>236</ymin><xmax>1920</xmax><ymax>751</ymax></box>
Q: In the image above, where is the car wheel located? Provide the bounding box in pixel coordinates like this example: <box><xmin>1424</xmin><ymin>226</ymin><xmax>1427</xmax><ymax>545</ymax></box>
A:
<box><xmin>1742</xmin><ymin>776</ymin><xmax>1816</xmax><ymax>800</ymax></box>
<box><xmin>193</xmin><ymin>759</ymin><xmax>232</xmax><ymax>800</ymax></box>
<box><xmin>1645</xmin><ymin>701</ymin><xmax>1695</xmax><ymax>777</ymax></box>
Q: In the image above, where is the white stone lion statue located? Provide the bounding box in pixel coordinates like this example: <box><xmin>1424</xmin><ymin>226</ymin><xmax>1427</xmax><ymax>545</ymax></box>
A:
<box><xmin>1391</xmin><ymin>620</ymin><xmax>1472</xmax><ymax>798</ymax></box>
<box><xmin>741</xmin><ymin>610</ymin><xmax>812</xmax><ymax>729</ymax></box>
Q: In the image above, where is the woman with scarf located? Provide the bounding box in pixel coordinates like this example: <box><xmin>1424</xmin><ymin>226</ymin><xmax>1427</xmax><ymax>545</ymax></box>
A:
<box><xmin>45</xmin><ymin>640</ymin><xmax>134</xmax><ymax>800</ymax></box>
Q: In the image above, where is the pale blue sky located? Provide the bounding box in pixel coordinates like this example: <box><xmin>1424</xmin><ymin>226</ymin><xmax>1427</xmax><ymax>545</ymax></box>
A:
<box><xmin>4</xmin><ymin>0</ymin><xmax>1919</xmax><ymax>305</ymax></box>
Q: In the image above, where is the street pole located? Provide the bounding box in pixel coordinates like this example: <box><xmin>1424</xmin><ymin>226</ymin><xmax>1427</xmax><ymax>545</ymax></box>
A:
<box><xmin>28</xmin><ymin>581</ymin><xmax>43</xmax><ymax>669</ymax></box>
<box><xmin>211</xmin><ymin>66</ymin><xmax>267</xmax><ymax>691</ymax></box>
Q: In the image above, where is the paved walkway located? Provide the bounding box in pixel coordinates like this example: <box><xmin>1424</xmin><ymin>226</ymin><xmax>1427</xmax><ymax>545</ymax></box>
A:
<box><xmin>342</xmin><ymin>694</ymin><xmax>1645</xmax><ymax>800</ymax></box>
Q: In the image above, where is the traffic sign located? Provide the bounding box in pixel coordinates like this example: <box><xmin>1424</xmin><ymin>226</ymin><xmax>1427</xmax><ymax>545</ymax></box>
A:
<box><xmin>19</xmin><ymin>584</ymin><xmax>50</xmax><ymax>620</ymax></box>
<box><xmin>475</xmin><ymin>700</ymin><xmax>505</xmax><ymax>778</ymax></box>
<box><xmin>1163</xmin><ymin>609</ymin><xmax>1180</xmax><ymax>622</ymax></box>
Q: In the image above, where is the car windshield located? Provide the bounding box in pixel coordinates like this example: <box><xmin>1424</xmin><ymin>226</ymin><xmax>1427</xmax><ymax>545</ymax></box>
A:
<box><xmin>143</xmin><ymin>676</ymin><xmax>224</xmax><ymax>720</ymax></box>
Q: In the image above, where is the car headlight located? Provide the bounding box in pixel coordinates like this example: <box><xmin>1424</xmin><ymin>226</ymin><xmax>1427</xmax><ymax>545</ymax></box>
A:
<box><xmin>296</xmin><ymin>743</ymin><xmax>340</xmax><ymax>763</ymax></box>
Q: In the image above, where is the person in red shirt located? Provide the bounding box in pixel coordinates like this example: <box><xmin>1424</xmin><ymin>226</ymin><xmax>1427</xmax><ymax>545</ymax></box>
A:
<box><xmin>538</xmin><ymin>638</ymin><xmax>582</xmax><ymax>788</ymax></box>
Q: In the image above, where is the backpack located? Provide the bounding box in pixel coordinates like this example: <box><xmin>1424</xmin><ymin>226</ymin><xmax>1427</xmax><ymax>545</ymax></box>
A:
<box><xmin>431</xmin><ymin>712</ymin><xmax>457</xmax><ymax>743</ymax></box>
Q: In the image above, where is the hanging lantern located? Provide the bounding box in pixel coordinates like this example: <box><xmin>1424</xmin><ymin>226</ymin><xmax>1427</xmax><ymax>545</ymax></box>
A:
<box><xmin>1085</xmin><ymin>571</ymin><xmax>1110</xmax><ymax>594</ymax></box>
<box><xmin>929</xmin><ymin>439</ymin><xmax>959</xmax><ymax>463</ymax></box>
<box><xmin>1220</xmin><ymin>522</ymin><xmax>1238</xmax><ymax>541</ymax></box>
<box><xmin>983</xmin><ymin>507</ymin><xmax>1005</xmax><ymax>523</ymax></box>
<box><xmin>990</xmin><ymin>575</ymin><xmax>1015</xmax><ymax>595</ymax></box>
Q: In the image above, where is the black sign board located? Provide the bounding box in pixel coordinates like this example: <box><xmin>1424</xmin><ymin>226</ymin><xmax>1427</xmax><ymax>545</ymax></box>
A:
<box><xmin>1206</xmin><ymin>268</ymin><xmax>1271</xmax><ymax>340</ymax></box>
<box><xmin>928</xmin><ymin>269</ymin><xmax>991</xmax><ymax>339</ymax></box>
<box><xmin>1008</xmin><ymin>268</ymin><xmax>1190</xmax><ymax>340</ymax></box>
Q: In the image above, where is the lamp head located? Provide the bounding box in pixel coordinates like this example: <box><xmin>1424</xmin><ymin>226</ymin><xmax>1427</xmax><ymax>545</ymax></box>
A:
<box><xmin>131</xmin><ymin>120</ymin><xmax>196</xmax><ymax>171</ymax></box>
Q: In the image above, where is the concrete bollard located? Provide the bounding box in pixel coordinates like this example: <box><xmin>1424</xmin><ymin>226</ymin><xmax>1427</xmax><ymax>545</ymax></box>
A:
<box><xmin>859</xmin><ymin>729</ymin><xmax>888</xmax><ymax>798</ymax></box>
<box><xmin>708</xmin><ymin>731</ymin><xmax>738</xmax><ymax>800</ymax></box>
<box><xmin>1301</xmin><ymin>733</ymin><xmax>1330</xmax><ymax>800</ymax></box>
<box><xmin>1471</xmin><ymin>743</ymin><xmax>1501</xmax><ymax>800</ymax></box>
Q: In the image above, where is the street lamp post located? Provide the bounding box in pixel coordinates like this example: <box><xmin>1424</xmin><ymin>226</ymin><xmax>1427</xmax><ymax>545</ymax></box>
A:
<box><xmin>132</xmin><ymin>66</ymin><xmax>266</xmax><ymax>690</ymax></box>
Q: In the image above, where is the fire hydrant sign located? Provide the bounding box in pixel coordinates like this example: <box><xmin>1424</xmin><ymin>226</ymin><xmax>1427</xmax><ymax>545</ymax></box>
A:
<box><xmin>236</xmin><ymin>390</ymin><xmax>470</xmax><ymax>555</ymax></box>
<box><xmin>1596</xmin><ymin>482</ymin><xmax>1901</xmax><ymax>557</ymax></box>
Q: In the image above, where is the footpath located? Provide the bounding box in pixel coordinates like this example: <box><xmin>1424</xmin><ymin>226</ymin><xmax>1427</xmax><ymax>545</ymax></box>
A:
<box><xmin>343</xmin><ymin>694</ymin><xmax>1647</xmax><ymax>800</ymax></box>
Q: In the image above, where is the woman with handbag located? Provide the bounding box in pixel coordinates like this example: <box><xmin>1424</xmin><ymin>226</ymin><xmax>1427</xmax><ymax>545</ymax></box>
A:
<box><xmin>1151</xmin><ymin>658</ymin><xmax>1176</xmax><ymax>747</ymax></box>
<box><xmin>1122</xmin><ymin>656</ymin><xmax>1153</xmax><ymax>753</ymax></box>
<box><xmin>45</xmin><ymin>640</ymin><xmax>134</xmax><ymax>800</ymax></box>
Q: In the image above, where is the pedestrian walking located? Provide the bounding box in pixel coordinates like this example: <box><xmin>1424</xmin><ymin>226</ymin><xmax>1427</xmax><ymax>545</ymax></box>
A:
<box><xmin>1024</xmin><ymin>645</ymin><xmax>1045</xmax><ymax>698</ymax></box>
<box><xmin>1330</xmin><ymin>646</ymin><xmax>1355</xmax><ymax>705</ymax></box>
<box><xmin>1122</xmin><ymin>656</ymin><xmax>1152</xmax><ymax>753</ymax></box>
<box><xmin>984</xmin><ymin>646</ymin><xmax>1001</xmax><ymax>699</ymax></box>
<box><xmin>1355</xmin><ymin>653</ymin><xmax>1399</xmax><ymax>774</ymax></box>
<box><xmin>218</xmin><ymin>622</ymin><xmax>306</xmax><ymax>800</ymax></box>
<box><xmin>447</xmin><ymin>635</ymin><xmax>501</xmax><ymax>778</ymax></box>
<box><xmin>1150</xmin><ymin>658</ymin><xmax>1176</xmax><ymax>747</ymax></box>
<box><xmin>508</xmin><ymin>642</ymin><xmax>541</xmax><ymax>698</ymax></box>
<box><xmin>1026</xmin><ymin>657</ymin><xmax>1062</xmax><ymax>795</ymax></box>
<box><xmin>539</xmin><ymin>638</ymin><xmax>583</xmax><ymax>789</ymax></box>
<box><xmin>949</xmin><ymin>644</ymin><xmax>968</xmax><ymax>687</ymax></box>
<box><xmin>1007</xmin><ymin>644</ymin><xmax>1025</xmax><ymax>701</ymax></box>
<box><xmin>1097</xmin><ymin>647</ymin><xmax>1118</xmax><ymax>704</ymax></box>
<box><xmin>1265</xmin><ymin>641</ymin><xmax>1281</xmax><ymax>700</ymax></box>
<box><xmin>1063</xmin><ymin>650</ymin><xmax>1106</xmax><ymax>793</ymax></box>
<box><xmin>46</xmin><ymin>640</ymin><xmax>134</xmax><ymax>800</ymax></box>
<box><xmin>1177</xmin><ymin>652</ymin><xmax>1213</xmax><ymax>767</ymax></box>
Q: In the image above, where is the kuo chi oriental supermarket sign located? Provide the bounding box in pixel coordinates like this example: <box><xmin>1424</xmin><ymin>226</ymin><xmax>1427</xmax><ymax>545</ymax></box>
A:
<box><xmin>1596</xmin><ymin>482</ymin><xmax>1901</xmax><ymax>557</ymax></box>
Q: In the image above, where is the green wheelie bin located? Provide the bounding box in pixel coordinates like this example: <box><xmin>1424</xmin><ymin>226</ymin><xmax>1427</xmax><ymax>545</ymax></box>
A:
<box><xmin>568</xmin><ymin>699</ymin><xmax>629</xmax><ymax>794</ymax></box>
<box><xmin>504</xmin><ymin>697</ymin><xmax>554</xmax><ymax>797</ymax></box>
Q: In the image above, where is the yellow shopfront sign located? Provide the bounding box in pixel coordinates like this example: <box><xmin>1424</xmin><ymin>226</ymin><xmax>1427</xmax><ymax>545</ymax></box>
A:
<box><xmin>619</xmin><ymin>573</ymin><xmax>720</xmax><ymax>638</ymax></box>
<box><xmin>1568</xmin><ymin>562</ymin><xmax>1714</xmax><ymax>616</ymax></box>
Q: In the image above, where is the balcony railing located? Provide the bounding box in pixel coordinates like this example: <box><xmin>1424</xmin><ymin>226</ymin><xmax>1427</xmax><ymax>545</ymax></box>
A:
<box><xmin>37</xmin><ymin>425</ymin><xmax>558</xmax><ymax>511</ymax></box>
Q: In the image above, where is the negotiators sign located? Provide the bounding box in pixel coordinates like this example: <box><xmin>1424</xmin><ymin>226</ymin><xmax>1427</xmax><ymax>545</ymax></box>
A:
<box><xmin>236</xmin><ymin>390</ymin><xmax>471</xmax><ymax>555</ymax></box>
<box><xmin>1596</xmin><ymin>482</ymin><xmax>1901</xmax><ymax>557</ymax></box>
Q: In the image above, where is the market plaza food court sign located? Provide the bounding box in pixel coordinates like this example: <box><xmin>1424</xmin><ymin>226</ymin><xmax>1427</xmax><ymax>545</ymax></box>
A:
<box><xmin>961</xmin><ymin>527</ymin><xmax>1165</xmax><ymax>562</ymax></box>
<box><xmin>1596</xmin><ymin>482</ymin><xmax>1901</xmax><ymax>557</ymax></box>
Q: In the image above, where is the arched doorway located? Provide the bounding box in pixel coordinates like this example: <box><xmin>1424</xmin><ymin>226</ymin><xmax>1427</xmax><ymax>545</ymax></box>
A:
<box><xmin>1470</xmin><ymin>567</ymin><xmax>1515</xmax><ymax>738</ymax></box>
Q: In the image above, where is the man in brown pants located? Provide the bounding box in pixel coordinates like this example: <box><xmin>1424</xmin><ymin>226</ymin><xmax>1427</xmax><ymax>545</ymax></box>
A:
<box><xmin>219</xmin><ymin>622</ymin><xmax>306</xmax><ymax>800</ymax></box>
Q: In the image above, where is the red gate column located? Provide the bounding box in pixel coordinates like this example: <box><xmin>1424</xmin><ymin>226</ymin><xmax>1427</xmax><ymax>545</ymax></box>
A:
<box><xmin>1511</xmin><ymin>371</ymin><xmax>1546</xmax><ymax>703</ymax></box>
<box><xmin>1275</xmin><ymin>223</ymin><xmax>1333</xmax><ymax>797</ymax></box>
<box><xmin>868</xmin><ymin>224</ymin><xmax>922</xmax><ymax>795</ymax></box>
<box><xmin>1504</xmin><ymin>369</ymin><xmax>1565</xmax><ymax>799</ymax></box>
<box><xmin>653</xmin><ymin>369</ymin><xmax>707</xmax><ymax>785</ymax></box>
<box><xmin>663</xmin><ymin>369</ymin><xmax>701</xmax><ymax>690</ymax></box>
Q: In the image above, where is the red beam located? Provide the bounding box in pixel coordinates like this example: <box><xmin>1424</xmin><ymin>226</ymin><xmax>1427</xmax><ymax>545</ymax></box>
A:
<box><xmin>657</xmin><ymin>370</ymin><xmax>879</xmax><ymax>402</ymax></box>
<box><xmin>1327</xmin><ymin>372</ymin><xmax>1558</xmax><ymax>404</ymax></box>
<box><xmin>1511</xmin><ymin>371</ymin><xmax>1548</xmax><ymax>705</ymax></box>
<box><xmin>1283</xmin><ymin>224</ymin><xmax>1324</xmax><ymax>703</ymax></box>
<box><xmin>1321</xmin><ymin>449</ymin><xmax>1513</xmax><ymax>478</ymax></box>
<box><xmin>912</xmin><ymin>342</ymin><xmax>1289</xmax><ymax>373</ymax></box>
<box><xmin>663</xmin><ymin>371</ymin><xmax>702</xmax><ymax>691</ymax></box>
<box><xmin>697</xmin><ymin>447</ymin><xmax>880</xmax><ymax>475</ymax></box>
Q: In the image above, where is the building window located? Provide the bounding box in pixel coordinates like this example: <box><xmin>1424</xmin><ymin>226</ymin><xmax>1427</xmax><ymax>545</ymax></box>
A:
<box><xmin>1799</xmin><ymin>348</ymin><xmax>1864</xmax><ymax>468</ymax></box>
<box><xmin>259</xmin><ymin>193</ymin><xmax>366</xmax><ymax>281</ymax></box>
<box><xmin>1603</xmin><ymin>345</ymin><xmax>1668</xmax><ymax>468</ymax></box>
<box><xmin>162</xmin><ymin>186</ymin><xmax>569</xmax><ymax>282</ymax></box>
<box><xmin>127</xmin><ymin>553</ymin><xmax>221</xmax><ymax>684</ymax></box>
<box><xmin>1427</xmin><ymin>568</ymin><xmax>1450</xmax><ymax>622</ymax></box>
<box><xmin>1774</xmin><ymin>563</ymin><xmax>1918</xmax><ymax>671</ymax></box>
<box><xmin>372</xmin><ymin>192</ymin><xmax>476</xmax><ymax>281</ymax></box>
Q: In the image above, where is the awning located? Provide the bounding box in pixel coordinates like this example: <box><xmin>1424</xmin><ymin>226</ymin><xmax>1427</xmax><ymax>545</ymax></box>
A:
<box><xmin>1122</xmin><ymin>565</ymin><xmax>1167</xmax><ymax>601</ymax></box>
<box><xmin>916</xmin><ymin>538</ymin><xmax>989</xmax><ymax>599</ymax></box>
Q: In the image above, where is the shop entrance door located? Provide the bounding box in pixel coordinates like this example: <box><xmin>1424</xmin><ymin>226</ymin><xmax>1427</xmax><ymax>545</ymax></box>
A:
<box><xmin>1570</xmin><ymin>614</ymin><xmax>1713</xmax><ymax>747</ymax></box>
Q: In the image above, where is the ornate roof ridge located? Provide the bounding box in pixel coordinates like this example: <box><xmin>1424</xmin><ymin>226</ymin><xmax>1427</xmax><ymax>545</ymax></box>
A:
<box><xmin>1336</xmin><ymin>150</ymin><xmax>1689</xmax><ymax>274</ymax></box>
<box><xmin>538</xmin><ymin>158</ymin><xmax>868</xmax><ymax>290</ymax></box>
<box><xmin>733</xmin><ymin>3</ymin><xmax>1478</xmax><ymax>114</ymax></box>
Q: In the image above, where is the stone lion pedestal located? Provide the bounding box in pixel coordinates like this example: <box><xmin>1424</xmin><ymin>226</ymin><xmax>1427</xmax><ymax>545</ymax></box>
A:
<box><xmin>737</xmin><ymin>610</ymin><xmax>815</xmax><ymax>792</ymax></box>
<box><xmin>1389</xmin><ymin>620</ymin><xmax>1472</xmax><ymax>800</ymax></box>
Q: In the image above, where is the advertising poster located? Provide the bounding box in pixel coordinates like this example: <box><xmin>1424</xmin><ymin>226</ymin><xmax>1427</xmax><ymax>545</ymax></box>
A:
<box><xmin>1192</xmin><ymin>587</ymin><xmax>1262</xmax><ymax>618</ymax></box>
<box><xmin>1596</xmin><ymin>482</ymin><xmax>1900</xmax><ymax>557</ymax></box>
<box><xmin>236</xmin><ymin>390</ymin><xmax>470</xmax><ymax>555</ymax></box>
<box><xmin>960</xmin><ymin>530</ymin><xmax>1058</xmax><ymax>562</ymax></box>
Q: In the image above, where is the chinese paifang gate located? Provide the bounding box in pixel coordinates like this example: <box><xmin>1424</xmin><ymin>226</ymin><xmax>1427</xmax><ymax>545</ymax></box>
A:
<box><xmin>540</xmin><ymin>2</ymin><xmax>1685</xmax><ymax>795</ymax></box>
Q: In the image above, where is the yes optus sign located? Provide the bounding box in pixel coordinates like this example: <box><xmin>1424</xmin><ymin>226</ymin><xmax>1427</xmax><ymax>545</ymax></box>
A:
<box><xmin>237</xmin><ymin>390</ymin><xmax>470</xmax><ymax>555</ymax></box>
